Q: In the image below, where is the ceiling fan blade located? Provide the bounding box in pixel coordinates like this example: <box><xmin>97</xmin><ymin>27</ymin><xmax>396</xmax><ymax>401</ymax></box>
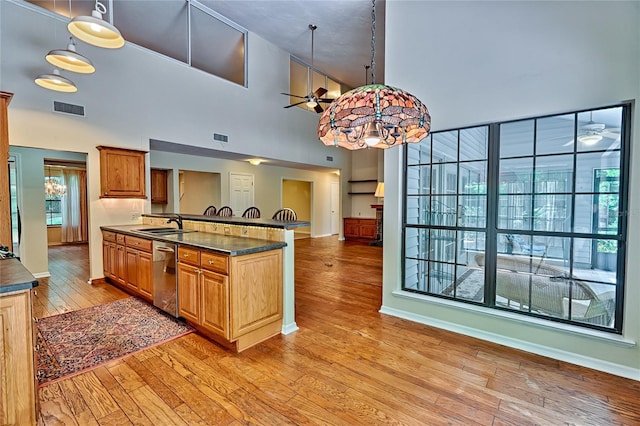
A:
<box><xmin>313</xmin><ymin>87</ymin><xmax>327</xmax><ymax>98</ymax></box>
<box><xmin>280</xmin><ymin>92</ymin><xmax>308</xmax><ymax>100</ymax></box>
<box><xmin>314</xmin><ymin>104</ymin><xmax>324</xmax><ymax>113</ymax></box>
<box><xmin>317</xmin><ymin>98</ymin><xmax>335</xmax><ymax>103</ymax></box>
<box><xmin>601</xmin><ymin>130</ymin><xmax>621</xmax><ymax>140</ymax></box>
<box><xmin>562</xmin><ymin>139</ymin><xmax>575</xmax><ymax>147</ymax></box>
<box><xmin>284</xmin><ymin>101</ymin><xmax>306</xmax><ymax>108</ymax></box>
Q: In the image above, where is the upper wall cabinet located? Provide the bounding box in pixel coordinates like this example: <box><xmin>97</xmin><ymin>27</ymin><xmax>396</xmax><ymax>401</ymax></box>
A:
<box><xmin>150</xmin><ymin>168</ymin><xmax>168</xmax><ymax>204</ymax></box>
<box><xmin>97</xmin><ymin>146</ymin><xmax>147</xmax><ymax>199</ymax></box>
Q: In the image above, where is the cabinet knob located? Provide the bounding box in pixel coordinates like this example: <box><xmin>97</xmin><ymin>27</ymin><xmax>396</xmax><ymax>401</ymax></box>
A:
<box><xmin>208</xmin><ymin>260</ymin><xmax>214</xmax><ymax>265</ymax></box>
<box><xmin>33</xmin><ymin>317</ymin><xmax>39</xmax><ymax>323</ymax></box>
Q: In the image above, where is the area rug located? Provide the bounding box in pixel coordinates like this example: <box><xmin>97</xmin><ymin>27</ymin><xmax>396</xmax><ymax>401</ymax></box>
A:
<box><xmin>443</xmin><ymin>269</ymin><xmax>485</xmax><ymax>301</ymax></box>
<box><xmin>36</xmin><ymin>297</ymin><xmax>194</xmax><ymax>386</ymax></box>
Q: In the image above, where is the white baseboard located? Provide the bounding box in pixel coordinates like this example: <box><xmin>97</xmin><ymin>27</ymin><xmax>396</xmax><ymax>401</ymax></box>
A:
<box><xmin>312</xmin><ymin>233</ymin><xmax>333</xmax><ymax>238</ymax></box>
<box><xmin>281</xmin><ymin>322</ymin><xmax>299</xmax><ymax>335</ymax></box>
<box><xmin>32</xmin><ymin>272</ymin><xmax>51</xmax><ymax>279</ymax></box>
<box><xmin>379</xmin><ymin>305</ymin><xmax>640</xmax><ymax>381</ymax></box>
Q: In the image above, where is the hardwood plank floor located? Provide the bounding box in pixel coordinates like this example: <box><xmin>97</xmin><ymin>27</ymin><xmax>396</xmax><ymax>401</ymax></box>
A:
<box><xmin>36</xmin><ymin>240</ymin><xmax>640</xmax><ymax>425</ymax></box>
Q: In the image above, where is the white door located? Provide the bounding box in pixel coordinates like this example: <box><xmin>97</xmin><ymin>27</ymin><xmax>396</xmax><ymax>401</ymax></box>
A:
<box><xmin>330</xmin><ymin>182</ymin><xmax>339</xmax><ymax>235</ymax></box>
<box><xmin>229</xmin><ymin>172</ymin><xmax>254</xmax><ymax>216</ymax></box>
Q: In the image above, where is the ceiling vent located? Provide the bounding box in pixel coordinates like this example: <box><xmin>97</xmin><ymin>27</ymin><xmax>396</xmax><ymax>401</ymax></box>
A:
<box><xmin>53</xmin><ymin>101</ymin><xmax>85</xmax><ymax>117</ymax></box>
<box><xmin>213</xmin><ymin>133</ymin><xmax>229</xmax><ymax>143</ymax></box>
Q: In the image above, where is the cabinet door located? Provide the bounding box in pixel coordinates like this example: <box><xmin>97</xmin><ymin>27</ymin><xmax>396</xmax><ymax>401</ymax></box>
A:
<box><xmin>115</xmin><ymin>244</ymin><xmax>127</xmax><ymax>286</ymax></box>
<box><xmin>97</xmin><ymin>146</ymin><xmax>146</xmax><ymax>198</ymax></box>
<box><xmin>126</xmin><ymin>247</ymin><xmax>139</xmax><ymax>292</ymax></box>
<box><xmin>137</xmin><ymin>250</ymin><xmax>153</xmax><ymax>301</ymax></box>
<box><xmin>0</xmin><ymin>290</ymin><xmax>36</xmax><ymax>425</ymax></box>
<box><xmin>102</xmin><ymin>241</ymin><xmax>111</xmax><ymax>277</ymax></box>
<box><xmin>107</xmin><ymin>242</ymin><xmax>117</xmax><ymax>280</ymax></box>
<box><xmin>177</xmin><ymin>263</ymin><xmax>201</xmax><ymax>324</ymax></box>
<box><xmin>150</xmin><ymin>169</ymin><xmax>168</xmax><ymax>204</ymax></box>
<box><xmin>344</xmin><ymin>219</ymin><xmax>359</xmax><ymax>237</ymax></box>
<box><xmin>201</xmin><ymin>270</ymin><xmax>229</xmax><ymax>339</ymax></box>
<box><xmin>360</xmin><ymin>221</ymin><xmax>377</xmax><ymax>239</ymax></box>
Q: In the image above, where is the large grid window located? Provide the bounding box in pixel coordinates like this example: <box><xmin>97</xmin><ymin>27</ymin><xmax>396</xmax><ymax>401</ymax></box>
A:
<box><xmin>403</xmin><ymin>105</ymin><xmax>629</xmax><ymax>333</ymax></box>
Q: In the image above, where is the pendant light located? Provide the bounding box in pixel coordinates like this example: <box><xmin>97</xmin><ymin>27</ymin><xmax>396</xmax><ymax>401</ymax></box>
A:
<box><xmin>46</xmin><ymin>37</ymin><xmax>95</xmax><ymax>74</ymax></box>
<box><xmin>317</xmin><ymin>0</ymin><xmax>431</xmax><ymax>150</ymax></box>
<box><xmin>35</xmin><ymin>69</ymin><xmax>78</xmax><ymax>93</ymax></box>
<box><xmin>68</xmin><ymin>0</ymin><xmax>124</xmax><ymax>49</ymax></box>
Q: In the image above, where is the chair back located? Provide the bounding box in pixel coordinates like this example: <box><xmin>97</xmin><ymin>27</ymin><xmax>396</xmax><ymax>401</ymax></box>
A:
<box><xmin>242</xmin><ymin>207</ymin><xmax>261</xmax><ymax>218</ymax></box>
<box><xmin>203</xmin><ymin>206</ymin><xmax>217</xmax><ymax>216</ymax></box>
<box><xmin>217</xmin><ymin>206</ymin><xmax>233</xmax><ymax>217</ymax></box>
<box><xmin>272</xmin><ymin>208</ymin><xmax>297</xmax><ymax>221</ymax></box>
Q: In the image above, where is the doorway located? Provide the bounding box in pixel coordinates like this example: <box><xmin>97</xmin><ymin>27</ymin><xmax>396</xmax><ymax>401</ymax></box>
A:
<box><xmin>282</xmin><ymin>179</ymin><xmax>311</xmax><ymax>238</ymax></box>
<box><xmin>229</xmin><ymin>172</ymin><xmax>254</xmax><ymax>216</ymax></box>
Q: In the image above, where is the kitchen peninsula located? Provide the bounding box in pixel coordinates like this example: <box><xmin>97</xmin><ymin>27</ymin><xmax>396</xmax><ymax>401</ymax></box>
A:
<box><xmin>100</xmin><ymin>213</ymin><xmax>308</xmax><ymax>352</ymax></box>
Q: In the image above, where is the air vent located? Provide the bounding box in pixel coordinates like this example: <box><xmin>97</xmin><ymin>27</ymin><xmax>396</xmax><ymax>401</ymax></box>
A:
<box><xmin>213</xmin><ymin>133</ymin><xmax>228</xmax><ymax>143</ymax></box>
<box><xmin>53</xmin><ymin>101</ymin><xmax>85</xmax><ymax>117</ymax></box>
<box><xmin>326</xmin><ymin>156</ymin><xmax>333</xmax><ymax>162</ymax></box>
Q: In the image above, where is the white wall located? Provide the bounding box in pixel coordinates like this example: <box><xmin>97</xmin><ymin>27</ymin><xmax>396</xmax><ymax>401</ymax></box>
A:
<box><xmin>382</xmin><ymin>1</ymin><xmax>640</xmax><ymax>379</ymax></box>
<box><xmin>0</xmin><ymin>0</ymin><xmax>350</xmax><ymax>277</ymax></box>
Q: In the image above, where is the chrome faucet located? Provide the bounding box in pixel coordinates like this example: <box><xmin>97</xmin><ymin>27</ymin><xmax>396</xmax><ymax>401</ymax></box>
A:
<box><xmin>166</xmin><ymin>214</ymin><xmax>183</xmax><ymax>229</ymax></box>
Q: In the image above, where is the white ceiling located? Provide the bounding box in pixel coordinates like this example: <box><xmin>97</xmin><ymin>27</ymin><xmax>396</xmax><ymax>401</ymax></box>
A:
<box><xmin>199</xmin><ymin>0</ymin><xmax>386</xmax><ymax>89</ymax></box>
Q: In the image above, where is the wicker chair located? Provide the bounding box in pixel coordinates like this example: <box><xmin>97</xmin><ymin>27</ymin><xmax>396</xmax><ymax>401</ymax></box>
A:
<box><xmin>242</xmin><ymin>207</ymin><xmax>261</xmax><ymax>218</ymax></box>
<box><xmin>475</xmin><ymin>253</ymin><xmax>614</xmax><ymax>326</ymax></box>
<box><xmin>203</xmin><ymin>206</ymin><xmax>217</xmax><ymax>216</ymax></box>
<box><xmin>217</xmin><ymin>206</ymin><xmax>233</xmax><ymax>217</ymax></box>
<box><xmin>272</xmin><ymin>208</ymin><xmax>297</xmax><ymax>221</ymax></box>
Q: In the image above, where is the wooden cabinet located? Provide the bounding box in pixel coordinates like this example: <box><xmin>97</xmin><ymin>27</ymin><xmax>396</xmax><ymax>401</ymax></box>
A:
<box><xmin>0</xmin><ymin>288</ymin><xmax>36</xmax><ymax>425</ymax></box>
<box><xmin>97</xmin><ymin>146</ymin><xmax>147</xmax><ymax>199</ymax></box>
<box><xmin>0</xmin><ymin>92</ymin><xmax>13</xmax><ymax>250</ymax></box>
<box><xmin>150</xmin><ymin>168</ymin><xmax>168</xmax><ymax>204</ymax></box>
<box><xmin>102</xmin><ymin>231</ymin><xmax>153</xmax><ymax>301</ymax></box>
<box><xmin>344</xmin><ymin>218</ymin><xmax>377</xmax><ymax>242</ymax></box>
<box><xmin>177</xmin><ymin>245</ymin><xmax>282</xmax><ymax>351</ymax></box>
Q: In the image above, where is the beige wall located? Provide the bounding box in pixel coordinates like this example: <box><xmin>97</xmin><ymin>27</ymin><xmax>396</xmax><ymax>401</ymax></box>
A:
<box><xmin>179</xmin><ymin>171</ymin><xmax>221</xmax><ymax>215</ymax></box>
<box><xmin>283</xmin><ymin>179</ymin><xmax>311</xmax><ymax>234</ymax></box>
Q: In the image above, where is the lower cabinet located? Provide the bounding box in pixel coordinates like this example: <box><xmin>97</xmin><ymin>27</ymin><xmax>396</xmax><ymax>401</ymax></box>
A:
<box><xmin>0</xmin><ymin>289</ymin><xmax>37</xmax><ymax>425</ymax></box>
<box><xmin>177</xmin><ymin>246</ymin><xmax>282</xmax><ymax>351</ymax></box>
<box><xmin>101</xmin><ymin>231</ymin><xmax>153</xmax><ymax>301</ymax></box>
<box><xmin>344</xmin><ymin>218</ymin><xmax>377</xmax><ymax>242</ymax></box>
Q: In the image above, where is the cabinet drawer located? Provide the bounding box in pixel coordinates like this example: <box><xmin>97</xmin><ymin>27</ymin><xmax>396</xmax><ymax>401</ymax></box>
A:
<box><xmin>178</xmin><ymin>246</ymin><xmax>200</xmax><ymax>266</ymax></box>
<box><xmin>125</xmin><ymin>235</ymin><xmax>152</xmax><ymax>252</ymax></box>
<box><xmin>116</xmin><ymin>233</ymin><xmax>126</xmax><ymax>244</ymax></box>
<box><xmin>102</xmin><ymin>230</ymin><xmax>116</xmax><ymax>242</ymax></box>
<box><xmin>201</xmin><ymin>251</ymin><xmax>229</xmax><ymax>275</ymax></box>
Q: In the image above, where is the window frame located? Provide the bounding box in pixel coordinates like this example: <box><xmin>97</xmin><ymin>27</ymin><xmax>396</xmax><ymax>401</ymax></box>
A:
<box><xmin>402</xmin><ymin>103</ymin><xmax>631</xmax><ymax>334</ymax></box>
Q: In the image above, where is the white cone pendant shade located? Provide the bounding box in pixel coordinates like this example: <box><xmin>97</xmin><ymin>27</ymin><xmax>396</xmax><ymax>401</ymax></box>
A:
<box><xmin>68</xmin><ymin>1</ymin><xmax>124</xmax><ymax>49</ymax></box>
<box><xmin>46</xmin><ymin>38</ymin><xmax>95</xmax><ymax>74</ymax></box>
<box><xmin>34</xmin><ymin>69</ymin><xmax>77</xmax><ymax>93</ymax></box>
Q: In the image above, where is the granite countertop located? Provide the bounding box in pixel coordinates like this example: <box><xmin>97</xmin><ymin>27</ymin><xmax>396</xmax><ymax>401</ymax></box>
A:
<box><xmin>143</xmin><ymin>213</ymin><xmax>310</xmax><ymax>229</ymax></box>
<box><xmin>0</xmin><ymin>258</ymin><xmax>39</xmax><ymax>294</ymax></box>
<box><xmin>101</xmin><ymin>224</ymin><xmax>287</xmax><ymax>256</ymax></box>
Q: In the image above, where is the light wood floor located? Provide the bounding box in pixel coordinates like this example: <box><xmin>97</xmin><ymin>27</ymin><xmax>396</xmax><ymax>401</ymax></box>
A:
<box><xmin>36</xmin><ymin>239</ymin><xmax>640</xmax><ymax>425</ymax></box>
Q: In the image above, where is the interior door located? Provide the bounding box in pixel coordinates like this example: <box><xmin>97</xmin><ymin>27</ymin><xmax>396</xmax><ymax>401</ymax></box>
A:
<box><xmin>331</xmin><ymin>182</ymin><xmax>339</xmax><ymax>235</ymax></box>
<box><xmin>229</xmin><ymin>172</ymin><xmax>254</xmax><ymax>216</ymax></box>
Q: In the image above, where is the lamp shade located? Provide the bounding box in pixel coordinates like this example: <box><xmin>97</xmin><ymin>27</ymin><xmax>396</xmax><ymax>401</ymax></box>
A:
<box><xmin>34</xmin><ymin>69</ymin><xmax>77</xmax><ymax>93</ymax></box>
<box><xmin>374</xmin><ymin>182</ymin><xmax>384</xmax><ymax>198</ymax></box>
<box><xmin>46</xmin><ymin>39</ymin><xmax>95</xmax><ymax>74</ymax></box>
<box><xmin>317</xmin><ymin>84</ymin><xmax>431</xmax><ymax>150</ymax></box>
<box><xmin>68</xmin><ymin>2</ymin><xmax>124</xmax><ymax>49</ymax></box>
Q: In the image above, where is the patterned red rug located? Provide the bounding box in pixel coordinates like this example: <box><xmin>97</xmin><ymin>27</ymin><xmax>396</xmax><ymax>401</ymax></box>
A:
<box><xmin>36</xmin><ymin>297</ymin><xmax>194</xmax><ymax>386</ymax></box>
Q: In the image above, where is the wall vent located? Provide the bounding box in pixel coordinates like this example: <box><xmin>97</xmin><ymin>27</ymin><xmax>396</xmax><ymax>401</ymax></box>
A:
<box><xmin>213</xmin><ymin>133</ymin><xmax>229</xmax><ymax>143</ymax></box>
<box><xmin>53</xmin><ymin>101</ymin><xmax>85</xmax><ymax>117</ymax></box>
<box><xmin>326</xmin><ymin>156</ymin><xmax>333</xmax><ymax>162</ymax></box>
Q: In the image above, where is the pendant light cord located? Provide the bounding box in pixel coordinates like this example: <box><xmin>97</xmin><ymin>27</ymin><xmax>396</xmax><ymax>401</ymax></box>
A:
<box><xmin>370</xmin><ymin>0</ymin><xmax>376</xmax><ymax>85</ymax></box>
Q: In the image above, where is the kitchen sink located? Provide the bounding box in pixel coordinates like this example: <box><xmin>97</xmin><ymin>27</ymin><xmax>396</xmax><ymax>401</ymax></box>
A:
<box><xmin>134</xmin><ymin>227</ymin><xmax>196</xmax><ymax>235</ymax></box>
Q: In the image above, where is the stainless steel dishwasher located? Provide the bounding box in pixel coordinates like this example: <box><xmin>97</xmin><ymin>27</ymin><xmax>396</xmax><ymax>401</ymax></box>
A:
<box><xmin>152</xmin><ymin>241</ymin><xmax>178</xmax><ymax>316</ymax></box>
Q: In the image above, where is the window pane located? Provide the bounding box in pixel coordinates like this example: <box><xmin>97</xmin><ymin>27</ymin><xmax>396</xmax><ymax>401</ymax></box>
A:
<box><xmin>327</xmin><ymin>78</ymin><xmax>342</xmax><ymax>100</ymax></box>
<box><xmin>534</xmin><ymin>155</ymin><xmax>573</xmax><ymax>194</ymax></box>
<box><xmin>289</xmin><ymin>59</ymin><xmax>308</xmax><ymax>107</ymax></box>
<box><xmin>500</xmin><ymin>120</ymin><xmax>534</xmax><ymax>158</ymax></box>
<box><xmin>406</xmin><ymin>196</ymin><xmax>429</xmax><ymax>225</ymax></box>
<box><xmin>428</xmin><ymin>261</ymin><xmax>456</xmax><ymax>294</ymax></box>
<box><xmin>114</xmin><ymin>0</ymin><xmax>188</xmax><ymax>63</ymax></box>
<box><xmin>498</xmin><ymin>195</ymin><xmax>532</xmax><ymax>231</ymax></box>
<box><xmin>407</xmin><ymin>137</ymin><xmax>432</xmax><ymax>165</ymax></box>
<box><xmin>405</xmin><ymin>227</ymin><xmax>428</xmax><ymax>260</ymax></box>
<box><xmin>406</xmin><ymin>165</ymin><xmax>430</xmax><ymax>195</ymax></box>
<box><xmin>28</xmin><ymin>0</ymin><xmax>94</xmax><ymax>19</ymax></box>
<box><xmin>459</xmin><ymin>195</ymin><xmax>486</xmax><ymax>228</ymax></box>
<box><xmin>429</xmin><ymin>229</ymin><xmax>456</xmax><ymax>262</ymax></box>
<box><xmin>431</xmin><ymin>163</ymin><xmax>457</xmax><ymax>195</ymax></box>
<box><xmin>536</xmin><ymin>114</ymin><xmax>574</xmax><ymax>155</ymax></box>
<box><xmin>499</xmin><ymin>158</ymin><xmax>533</xmax><ymax>194</ymax></box>
<box><xmin>191</xmin><ymin>6</ymin><xmax>245</xmax><ymax>86</ymax></box>
<box><xmin>430</xmin><ymin>196</ymin><xmax>457</xmax><ymax>226</ymax></box>
<box><xmin>577</xmin><ymin>107</ymin><xmax>622</xmax><ymax>153</ymax></box>
<box><xmin>459</xmin><ymin>127</ymin><xmax>487</xmax><ymax>161</ymax></box>
<box><xmin>459</xmin><ymin>161</ymin><xmax>487</xmax><ymax>194</ymax></box>
<box><xmin>576</xmin><ymin>152</ymin><xmax>620</xmax><ymax>193</ymax></box>
<box><xmin>432</xmin><ymin>131</ymin><xmax>457</xmax><ymax>163</ymax></box>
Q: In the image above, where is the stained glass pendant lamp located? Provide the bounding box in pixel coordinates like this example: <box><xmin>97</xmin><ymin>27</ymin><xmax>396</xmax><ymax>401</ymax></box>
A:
<box><xmin>317</xmin><ymin>0</ymin><xmax>431</xmax><ymax>150</ymax></box>
<box><xmin>68</xmin><ymin>0</ymin><xmax>124</xmax><ymax>49</ymax></box>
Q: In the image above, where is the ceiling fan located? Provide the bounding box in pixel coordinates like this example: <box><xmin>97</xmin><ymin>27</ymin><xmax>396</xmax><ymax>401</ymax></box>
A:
<box><xmin>281</xmin><ymin>24</ymin><xmax>335</xmax><ymax>113</ymax></box>
<box><xmin>563</xmin><ymin>112</ymin><xmax>620</xmax><ymax>147</ymax></box>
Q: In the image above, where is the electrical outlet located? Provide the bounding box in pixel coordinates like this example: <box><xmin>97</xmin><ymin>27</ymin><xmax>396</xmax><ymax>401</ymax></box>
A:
<box><xmin>131</xmin><ymin>212</ymin><xmax>141</xmax><ymax>220</ymax></box>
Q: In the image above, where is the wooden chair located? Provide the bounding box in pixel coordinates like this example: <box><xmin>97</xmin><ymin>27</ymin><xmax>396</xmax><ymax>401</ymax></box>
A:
<box><xmin>203</xmin><ymin>206</ymin><xmax>217</xmax><ymax>216</ymax></box>
<box><xmin>242</xmin><ymin>207</ymin><xmax>261</xmax><ymax>218</ymax></box>
<box><xmin>217</xmin><ymin>206</ymin><xmax>233</xmax><ymax>217</ymax></box>
<box><xmin>272</xmin><ymin>208</ymin><xmax>297</xmax><ymax>221</ymax></box>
